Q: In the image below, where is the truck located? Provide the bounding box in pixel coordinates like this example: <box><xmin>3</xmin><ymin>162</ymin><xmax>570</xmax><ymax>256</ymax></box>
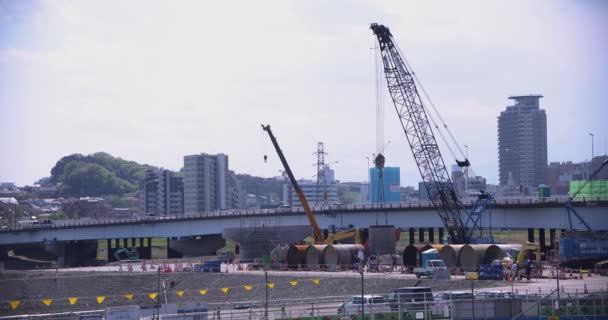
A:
<box><xmin>413</xmin><ymin>249</ymin><xmax>450</xmax><ymax>279</ymax></box>
<box><xmin>478</xmin><ymin>259</ymin><xmax>505</xmax><ymax>280</ymax></box>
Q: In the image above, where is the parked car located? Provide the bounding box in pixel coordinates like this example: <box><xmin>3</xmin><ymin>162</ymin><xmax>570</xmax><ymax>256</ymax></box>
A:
<box><xmin>386</xmin><ymin>287</ymin><xmax>434</xmax><ymax>311</ymax></box>
<box><xmin>434</xmin><ymin>291</ymin><xmax>474</xmax><ymax>302</ymax></box>
<box><xmin>475</xmin><ymin>291</ymin><xmax>520</xmax><ymax>300</ymax></box>
<box><xmin>337</xmin><ymin>295</ymin><xmax>392</xmax><ymax>316</ymax></box>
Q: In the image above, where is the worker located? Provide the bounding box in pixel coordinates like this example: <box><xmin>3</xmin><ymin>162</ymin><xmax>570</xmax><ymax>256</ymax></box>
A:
<box><xmin>525</xmin><ymin>260</ymin><xmax>532</xmax><ymax>280</ymax></box>
<box><xmin>512</xmin><ymin>263</ymin><xmax>519</xmax><ymax>279</ymax></box>
<box><xmin>357</xmin><ymin>248</ymin><xmax>365</xmax><ymax>272</ymax></box>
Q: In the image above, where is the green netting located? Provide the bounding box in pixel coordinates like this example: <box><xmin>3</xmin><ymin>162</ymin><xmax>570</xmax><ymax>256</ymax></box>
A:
<box><xmin>570</xmin><ymin>180</ymin><xmax>608</xmax><ymax>199</ymax></box>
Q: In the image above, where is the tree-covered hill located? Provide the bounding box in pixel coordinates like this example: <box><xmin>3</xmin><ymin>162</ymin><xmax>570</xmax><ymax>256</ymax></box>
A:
<box><xmin>49</xmin><ymin>152</ymin><xmax>157</xmax><ymax>197</ymax></box>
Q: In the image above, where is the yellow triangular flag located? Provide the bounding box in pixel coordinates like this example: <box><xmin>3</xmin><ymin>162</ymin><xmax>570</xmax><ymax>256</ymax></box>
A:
<box><xmin>290</xmin><ymin>280</ymin><xmax>298</xmax><ymax>286</ymax></box>
<box><xmin>149</xmin><ymin>293</ymin><xmax>158</xmax><ymax>300</ymax></box>
<box><xmin>96</xmin><ymin>296</ymin><xmax>105</xmax><ymax>304</ymax></box>
<box><xmin>68</xmin><ymin>297</ymin><xmax>78</xmax><ymax>305</ymax></box>
<box><xmin>243</xmin><ymin>285</ymin><xmax>253</xmax><ymax>291</ymax></box>
<box><xmin>199</xmin><ymin>289</ymin><xmax>208</xmax><ymax>296</ymax></box>
<box><xmin>124</xmin><ymin>294</ymin><xmax>134</xmax><ymax>300</ymax></box>
<box><xmin>176</xmin><ymin>291</ymin><xmax>185</xmax><ymax>297</ymax></box>
<box><xmin>42</xmin><ymin>299</ymin><xmax>53</xmax><ymax>306</ymax></box>
<box><xmin>220</xmin><ymin>287</ymin><xmax>230</xmax><ymax>294</ymax></box>
<box><xmin>267</xmin><ymin>283</ymin><xmax>275</xmax><ymax>289</ymax></box>
<box><xmin>9</xmin><ymin>300</ymin><xmax>20</xmax><ymax>310</ymax></box>
<box><xmin>312</xmin><ymin>278</ymin><xmax>320</xmax><ymax>285</ymax></box>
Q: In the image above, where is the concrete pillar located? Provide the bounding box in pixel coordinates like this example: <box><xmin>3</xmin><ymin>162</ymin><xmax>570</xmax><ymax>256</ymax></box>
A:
<box><xmin>146</xmin><ymin>238</ymin><xmax>152</xmax><ymax>259</ymax></box>
<box><xmin>538</xmin><ymin>228</ymin><xmax>546</xmax><ymax>253</ymax></box>
<box><xmin>438</xmin><ymin>228</ymin><xmax>444</xmax><ymax>244</ymax></box>
<box><xmin>549</xmin><ymin>229</ymin><xmax>557</xmax><ymax>250</ymax></box>
<box><xmin>131</xmin><ymin>238</ymin><xmax>136</xmax><ymax>247</ymax></box>
<box><xmin>107</xmin><ymin>239</ymin><xmax>112</xmax><ymax>262</ymax></box>
<box><xmin>409</xmin><ymin>228</ymin><xmax>415</xmax><ymax>245</ymax></box>
<box><xmin>123</xmin><ymin>238</ymin><xmax>128</xmax><ymax>248</ymax></box>
<box><xmin>114</xmin><ymin>239</ymin><xmax>120</xmax><ymax>249</ymax></box>
<box><xmin>428</xmin><ymin>228</ymin><xmax>435</xmax><ymax>243</ymax></box>
<box><xmin>528</xmin><ymin>228</ymin><xmax>534</xmax><ymax>243</ymax></box>
<box><xmin>418</xmin><ymin>228</ymin><xmax>425</xmax><ymax>243</ymax></box>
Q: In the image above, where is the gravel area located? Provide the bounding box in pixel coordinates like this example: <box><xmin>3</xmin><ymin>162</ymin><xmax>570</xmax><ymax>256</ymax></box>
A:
<box><xmin>0</xmin><ymin>268</ymin><xmax>505</xmax><ymax>316</ymax></box>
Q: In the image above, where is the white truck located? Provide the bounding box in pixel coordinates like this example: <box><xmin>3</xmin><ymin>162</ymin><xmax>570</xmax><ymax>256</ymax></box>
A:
<box><xmin>414</xmin><ymin>259</ymin><xmax>450</xmax><ymax>279</ymax></box>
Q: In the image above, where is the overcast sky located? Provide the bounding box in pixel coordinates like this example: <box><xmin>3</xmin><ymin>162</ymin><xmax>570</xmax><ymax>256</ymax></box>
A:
<box><xmin>1</xmin><ymin>0</ymin><xmax>607</xmax><ymax>187</ymax></box>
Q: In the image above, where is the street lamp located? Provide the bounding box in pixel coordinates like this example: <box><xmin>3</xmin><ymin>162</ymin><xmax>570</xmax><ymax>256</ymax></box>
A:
<box><xmin>589</xmin><ymin>133</ymin><xmax>594</xmax><ymax>160</ymax></box>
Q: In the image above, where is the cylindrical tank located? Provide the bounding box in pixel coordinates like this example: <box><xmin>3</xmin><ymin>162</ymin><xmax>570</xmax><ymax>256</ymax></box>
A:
<box><xmin>457</xmin><ymin>244</ymin><xmax>478</xmax><ymax>272</ymax></box>
<box><xmin>286</xmin><ymin>245</ymin><xmax>309</xmax><ymax>268</ymax></box>
<box><xmin>431</xmin><ymin>244</ymin><xmax>457</xmax><ymax>268</ymax></box>
<box><xmin>368</xmin><ymin>225</ymin><xmax>396</xmax><ymax>256</ymax></box>
<box><xmin>470</xmin><ymin>244</ymin><xmax>505</xmax><ymax>266</ymax></box>
<box><xmin>402</xmin><ymin>244</ymin><xmax>433</xmax><ymax>267</ymax></box>
<box><xmin>305</xmin><ymin>245</ymin><xmax>328</xmax><ymax>268</ymax></box>
<box><xmin>323</xmin><ymin>244</ymin><xmax>365</xmax><ymax>268</ymax></box>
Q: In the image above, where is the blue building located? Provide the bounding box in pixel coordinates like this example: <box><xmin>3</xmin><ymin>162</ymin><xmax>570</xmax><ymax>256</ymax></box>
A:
<box><xmin>370</xmin><ymin>167</ymin><xmax>400</xmax><ymax>203</ymax></box>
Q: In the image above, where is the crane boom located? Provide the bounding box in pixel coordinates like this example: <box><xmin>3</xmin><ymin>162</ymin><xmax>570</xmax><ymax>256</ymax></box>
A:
<box><xmin>370</xmin><ymin>23</ymin><xmax>470</xmax><ymax>244</ymax></box>
<box><xmin>261</xmin><ymin>124</ymin><xmax>325</xmax><ymax>243</ymax></box>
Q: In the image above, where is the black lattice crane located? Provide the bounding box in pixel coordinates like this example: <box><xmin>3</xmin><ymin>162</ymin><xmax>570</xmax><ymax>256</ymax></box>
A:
<box><xmin>370</xmin><ymin>23</ymin><xmax>472</xmax><ymax>244</ymax></box>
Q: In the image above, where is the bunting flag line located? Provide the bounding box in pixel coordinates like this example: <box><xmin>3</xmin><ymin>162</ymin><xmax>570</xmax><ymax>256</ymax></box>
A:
<box><xmin>96</xmin><ymin>296</ymin><xmax>105</xmax><ymax>304</ymax></box>
<box><xmin>42</xmin><ymin>299</ymin><xmax>53</xmax><ymax>306</ymax></box>
<box><xmin>267</xmin><ymin>283</ymin><xmax>275</xmax><ymax>289</ymax></box>
<box><xmin>199</xmin><ymin>289</ymin><xmax>208</xmax><ymax>296</ymax></box>
<box><xmin>124</xmin><ymin>294</ymin><xmax>134</xmax><ymax>301</ymax></box>
<box><xmin>220</xmin><ymin>287</ymin><xmax>230</xmax><ymax>294</ymax></box>
<box><xmin>243</xmin><ymin>285</ymin><xmax>253</xmax><ymax>291</ymax></box>
<box><xmin>290</xmin><ymin>280</ymin><xmax>298</xmax><ymax>287</ymax></box>
<box><xmin>312</xmin><ymin>278</ymin><xmax>320</xmax><ymax>285</ymax></box>
<box><xmin>68</xmin><ymin>297</ymin><xmax>78</xmax><ymax>305</ymax></box>
<box><xmin>176</xmin><ymin>291</ymin><xmax>185</xmax><ymax>297</ymax></box>
<box><xmin>149</xmin><ymin>293</ymin><xmax>158</xmax><ymax>300</ymax></box>
<box><xmin>9</xmin><ymin>300</ymin><xmax>20</xmax><ymax>310</ymax></box>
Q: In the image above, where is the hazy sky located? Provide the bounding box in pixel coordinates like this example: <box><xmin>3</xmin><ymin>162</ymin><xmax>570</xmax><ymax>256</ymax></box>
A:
<box><xmin>1</xmin><ymin>0</ymin><xmax>607</xmax><ymax>186</ymax></box>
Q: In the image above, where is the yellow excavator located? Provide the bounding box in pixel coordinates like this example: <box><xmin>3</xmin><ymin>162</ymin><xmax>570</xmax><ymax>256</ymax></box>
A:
<box><xmin>262</xmin><ymin>124</ymin><xmax>361</xmax><ymax>245</ymax></box>
<box><xmin>512</xmin><ymin>241</ymin><xmax>541</xmax><ymax>279</ymax></box>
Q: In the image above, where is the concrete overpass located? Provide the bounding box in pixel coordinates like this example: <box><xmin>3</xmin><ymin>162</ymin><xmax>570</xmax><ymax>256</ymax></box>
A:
<box><xmin>0</xmin><ymin>197</ymin><xmax>606</xmax><ymax>265</ymax></box>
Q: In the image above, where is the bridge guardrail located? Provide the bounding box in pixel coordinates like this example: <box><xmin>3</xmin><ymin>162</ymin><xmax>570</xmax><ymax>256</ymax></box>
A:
<box><xmin>1</xmin><ymin>196</ymin><xmax>607</xmax><ymax>233</ymax></box>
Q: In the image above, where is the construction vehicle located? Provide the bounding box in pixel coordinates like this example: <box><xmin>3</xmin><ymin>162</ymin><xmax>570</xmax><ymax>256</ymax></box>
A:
<box><xmin>113</xmin><ymin>247</ymin><xmax>139</xmax><ymax>261</ymax></box>
<box><xmin>370</xmin><ymin>23</ymin><xmax>491</xmax><ymax>244</ymax></box>
<box><xmin>509</xmin><ymin>242</ymin><xmax>541</xmax><ymax>279</ymax></box>
<box><xmin>413</xmin><ymin>249</ymin><xmax>450</xmax><ymax>279</ymax></box>
<box><xmin>261</xmin><ymin>124</ymin><xmax>361</xmax><ymax>245</ymax></box>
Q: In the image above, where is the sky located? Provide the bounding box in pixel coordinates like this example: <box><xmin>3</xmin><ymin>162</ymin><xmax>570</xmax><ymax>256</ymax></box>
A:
<box><xmin>0</xmin><ymin>0</ymin><xmax>607</xmax><ymax>187</ymax></box>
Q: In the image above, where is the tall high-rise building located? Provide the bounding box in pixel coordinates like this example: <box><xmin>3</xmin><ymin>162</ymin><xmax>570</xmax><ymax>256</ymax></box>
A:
<box><xmin>183</xmin><ymin>153</ymin><xmax>229</xmax><ymax>213</ymax></box>
<box><xmin>140</xmin><ymin>169</ymin><xmax>184</xmax><ymax>215</ymax></box>
<box><xmin>370</xmin><ymin>167</ymin><xmax>400</xmax><ymax>203</ymax></box>
<box><xmin>498</xmin><ymin>95</ymin><xmax>548</xmax><ymax>193</ymax></box>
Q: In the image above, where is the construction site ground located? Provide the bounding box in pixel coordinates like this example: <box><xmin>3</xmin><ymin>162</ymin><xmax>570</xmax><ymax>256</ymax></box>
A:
<box><xmin>1</xmin><ymin>261</ymin><xmax>607</xmax><ymax>316</ymax></box>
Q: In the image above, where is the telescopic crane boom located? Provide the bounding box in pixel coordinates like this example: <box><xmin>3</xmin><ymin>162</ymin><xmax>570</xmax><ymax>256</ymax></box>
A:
<box><xmin>370</xmin><ymin>23</ymin><xmax>471</xmax><ymax>244</ymax></box>
<box><xmin>261</xmin><ymin>124</ymin><xmax>325</xmax><ymax>243</ymax></box>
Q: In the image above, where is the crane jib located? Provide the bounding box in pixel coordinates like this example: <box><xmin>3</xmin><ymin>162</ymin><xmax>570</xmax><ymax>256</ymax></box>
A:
<box><xmin>371</xmin><ymin>23</ymin><xmax>472</xmax><ymax>244</ymax></box>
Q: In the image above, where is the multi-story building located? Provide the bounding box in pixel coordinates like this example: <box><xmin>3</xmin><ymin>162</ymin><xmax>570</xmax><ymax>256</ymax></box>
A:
<box><xmin>140</xmin><ymin>169</ymin><xmax>184</xmax><ymax>215</ymax></box>
<box><xmin>282</xmin><ymin>178</ymin><xmax>339</xmax><ymax>206</ymax></box>
<box><xmin>370</xmin><ymin>167</ymin><xmax>400</xmax><ymax>203</ymax></box>
<box><xmin>183</xmin><ymin>153</ymin><xmax>240</xmax><ymax>213</ymax></box>
<box><xmin>498</xmin><ymin>95</ymin><xmax>548</xmax><ymax>194</ymax></box>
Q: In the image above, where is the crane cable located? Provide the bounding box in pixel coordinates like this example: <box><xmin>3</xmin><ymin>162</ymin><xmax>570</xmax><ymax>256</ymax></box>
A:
<box><xmin>394</xmin><ymin>41</ymin><xmax>477</xmax><ymax>178</ymax></box>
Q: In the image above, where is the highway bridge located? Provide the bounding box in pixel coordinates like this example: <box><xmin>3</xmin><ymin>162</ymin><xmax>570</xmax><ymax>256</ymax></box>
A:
<box><xmin>0</xmin><ymin>197</ymin><xmax>606</xmax><ymax>266</ymax></box>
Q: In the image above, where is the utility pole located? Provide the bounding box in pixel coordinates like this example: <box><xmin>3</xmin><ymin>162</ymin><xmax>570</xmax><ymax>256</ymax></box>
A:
<box><xmin>265</xmin><ymin>271</ymin><xmax>269</xmax><ymax>319</ymax></box>
<box><xmin>590</xmin><ymin>133</ymin><xmax>595</xmax><ymax>160</ymax></box>
<box><xmin>360</xmin><ymin>271</ymin><xmax>365</xmax><ymax>319</ymax></box>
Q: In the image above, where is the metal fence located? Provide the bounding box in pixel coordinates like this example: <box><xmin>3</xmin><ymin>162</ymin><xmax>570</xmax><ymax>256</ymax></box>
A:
<box><xmin>2</xmin><ymin>292</ymin><xmax>607</xmax><ymax>320</ymax></box>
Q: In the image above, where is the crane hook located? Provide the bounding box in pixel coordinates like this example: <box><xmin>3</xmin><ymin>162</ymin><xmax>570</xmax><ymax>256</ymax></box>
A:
<box><xmin>263</xmin><ymin>155</ymin><xmax>267</xmax><ymax>163</ymax></box>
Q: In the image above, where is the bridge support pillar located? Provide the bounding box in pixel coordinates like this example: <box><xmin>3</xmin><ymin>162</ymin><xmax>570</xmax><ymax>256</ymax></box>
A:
<box><xmin>131</xmin><ymin>238</ymin><xmax>136</xmax><ymax>247</ymax></box>
<box><xmin>539</xmin><ymin>228</ymin><xmax>546</xmax><ymax>254</ymax></box>
<box><xmin>409</xmin><ymin>228</ymin><xmax>415</xmax><ymax>244</ymax></box>
<box><xmin>438</xmin><ymin>228</ymin><xmax>444</xmax><ymax>244</ymax></box>
<box><xmin>528</xmin><ymin>228</ymin><xmax>534</xmax><ymax>243</ymax></box>
<box><xmin>428</xmin><ymin>228</ymin><xmax>435</xmax><ymax>243</ymax></box>
<box><xmin>168</xmin><ymin>235</ymin><xmax>226</xmax><ymax>258</ymax></box>
<box><xmin>50</xmin><ymin>241</ymin><xmax>97</xmax><ymax>267</ymax></box>
<box><xmin>123</xmin><ymin>238</ymin><xmax>128</xmax><ymax>248</ymax></box>
<box><xmin>114</xmin><ymin>239</ymin><xmax>120</xmax><ymax>249</ymax></box>
<box><xmin>418</xmin><ymin>228</ymin><xmax>425</xmax><ymax>243</ymax></box>
<box><xmin>107</xmin><ymin>239</ymin><xmax>113</xmax><ymax>262</ymax></box>
<box><xmin>549</xmin><ymin>229</ymin><xmax>557</xmax><ymax>250</ymax></box>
